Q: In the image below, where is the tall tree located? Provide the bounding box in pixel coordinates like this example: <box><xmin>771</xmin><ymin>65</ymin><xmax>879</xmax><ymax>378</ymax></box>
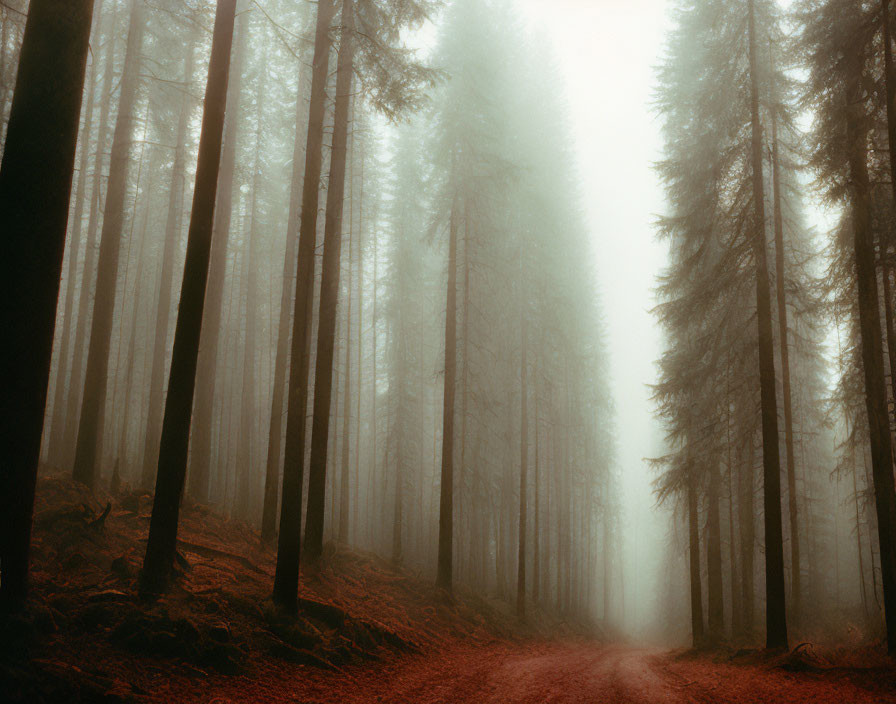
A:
<box><xmin>72</xmin><ymin>0</ymin><xmax>145</xmax><ymax>488</ymax></box>
<box><xmin>436</xmin><ymin>201</ymin><xmax>459</xmax><ymax>592</ymax></box>
<box><xmin>61</xmin><ymin>0</ymin><xmax>120</xmax><ymax>467</ymax></box>
<box><xmin>141</xmin><ymin>0</ymin><xmax>238</xmax><ymax>594</ymax></box>
<box><xmin>770</xmin><ymin>111</ymin><xmax>801</xmax><ymax>621</ymax></box>
<box><xmin>187</xmin><ymin>6</ymin><xmax>248</xmax><ymax>504</ymax></box>
<box><xmin>303</xmin><ymin>0</ymin><xmax>357</xmax><ymax>566</ymax></box>
<box><xmin>0</xmin><ymin>0</ymin><xmax>95</xmax><ymax>610</ymax></box>
<box><xmin>45</xmin><ymin>0</ymin><xmax>103</xmax><ymax>467</ymax></box>
<box><xmin>517</xmin><ymin>313</ymin><xmax>528</xmax><ymax>618</ymax></box>
<box><xmin>802</xmin><ymin>0</ymin><xmax>896</xmax><ymax>653</ymax></box>
<box><xmin>142</xmin><ymin>30</ymin><xmax>196</xmax><ymax>489</ymax></box>
<box><xmin>273</xmin><ymin>0</ymin><xmax>335</xmax><ymax>610</ymax></box>
<box><xmin>747</xmin><ymin>0</ymin><xmax>788</xmax><ymax>650</ymax></box>
<box><xmin>261</xmin><ymin>45</ymin><xmax>309</xmax><ymax>543</ymax></box>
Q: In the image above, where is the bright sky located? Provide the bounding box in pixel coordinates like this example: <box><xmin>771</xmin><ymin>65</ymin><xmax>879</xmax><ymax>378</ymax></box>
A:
<box><xmin>517</xmin><ymin>0</ymin><xmax>672</xmax><ymax>635</ymax></box>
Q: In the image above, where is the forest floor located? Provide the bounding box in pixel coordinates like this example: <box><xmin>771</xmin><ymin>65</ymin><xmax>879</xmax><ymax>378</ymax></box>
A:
<box><xmin>2</xmin><ymin>472</ymin><xmax>896</xmax><ymax>703</ymax></box>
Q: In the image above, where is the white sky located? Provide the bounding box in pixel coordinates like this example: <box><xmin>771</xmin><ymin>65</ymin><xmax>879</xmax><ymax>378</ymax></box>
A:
<box><xmin>517</xmin><ymin>0</ymin><xmax>673</xmax><ymax>635</ymax></box>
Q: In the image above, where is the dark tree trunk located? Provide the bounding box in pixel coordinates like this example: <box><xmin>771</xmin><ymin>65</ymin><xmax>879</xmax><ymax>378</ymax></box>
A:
<box><xmin>140</xmin><ymin>0</ymin><xmax>238</xmax><ymax>595</ymax></box>
<box><xmin>261</xmin><ymin>57</ymin><xmax>307</xmax><ymax>543</ymax></box>
<box><xmin>187</xmin><ymin>11</ymin><xmax>247</xmax><ymax>504</ymax></box>
<box><xmin>844</xmin><ymin>37</ymin><xmax>896</xmax><ymax>653</ymax></box>
<box><xmin>0</xmin><ymin>0</ymin><xmax>94</xmax><ymax>612</ymax></box>
<box><xmin>771</xmin><ymin>113</ymin><xmax>801</xmax><ymax>622</ymax></box>
<box><xmin>880</xmin><ymin>1</ymin><xmax>896</xmax><ymax>447</ymax></box>
<box><xmin>72</xmin><ymin>0</ymin><xmax>145</xmax><ymax>488</ymax></box>
<box><xmin>437</xmin><ymin>200</ymin><xmax>459</xmax><ymax>592</ymax></box>
<box><xmin>62</xmin><ymin>0</ymin><xmax>119</xmax><ymax>468</ymax></box>
<box><xmin>747</xmin><ymin>0</ymin><xmax>788</xmax><ymax>650</ymax></box>
<box><xmin>272</xmin><ymin>0</ymin><xmax>335</xmax><ymax>610</ymax></box>
<box><xmin>47</xmin><ymin>1</ymin><xmax>102</xmax><ymax>466</ymax></box>
<box><xmin>303</xmin><ymin>0</ymin><xmax>356</xmax><ymax>567</ymax></box>
<box><xmin>142</xmin><ymin>36</ymin><xmax>195</xmax><ymax>489</ymax></box>
<box><xmin>687</xmin><ymin>472</ymin><xmax>704</xmax><ymax>647</ymax></box>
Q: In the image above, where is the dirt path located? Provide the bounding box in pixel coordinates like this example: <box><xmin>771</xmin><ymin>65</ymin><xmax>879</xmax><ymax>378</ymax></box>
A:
<box><xmin>282</xmin><ymin>642</ymin><xmax>896</xmax><ymax>704</ymax></box>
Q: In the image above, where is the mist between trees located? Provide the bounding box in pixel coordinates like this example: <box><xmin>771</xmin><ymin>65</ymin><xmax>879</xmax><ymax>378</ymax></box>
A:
<box><xmin>9</xmin><ymin>0</ymin><xmax>896</xmax><ymax>663</ymax></box>
<box><xmin>0</xmin><ymin>0</ymin><xmax>617</xmax><ymax>627</ymax></box>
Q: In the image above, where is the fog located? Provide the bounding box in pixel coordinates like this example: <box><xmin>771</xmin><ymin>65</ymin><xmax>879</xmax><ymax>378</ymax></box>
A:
<box><xmin>518</xmin><ymin>0</ymin><xmax>672</xmax><ymax>639</ymax></box>
<box><xmin>4</xmin><ymin>0</ymin><xmax>896</xmax><ymax>673</ymax></box>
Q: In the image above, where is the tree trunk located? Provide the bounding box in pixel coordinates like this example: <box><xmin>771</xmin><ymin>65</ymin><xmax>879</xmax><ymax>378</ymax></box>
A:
<box><xmin>533</xmin><ymin>352</ymin><xmax>541</xmax><ymax>605</ymax></box>
<box><xmin>437</xmin><ymin>200</ymin><xmax>459</xmax><ymax>592</ymax></box>
<box><xmin>261</xmin><ymin>54</ymin><xmax>308</xmax><ymax>542</ymax></box>
<box><xmin>140</xmin><ymin>0</ymin><xmax>237</xmax><ymax>594</ymax></box>
<box><xmin>687</xmin><ymin>472</ymin><xmax>704</xmax><ymax>647</ymax></box>
<box><xmin>339</xmin><ymin>219</ymin><xmax>354</xmax><ymax>545</ymax></box>
<box><xmin>0</xmin><ymin>0</ymin><xmax>94</xmax><ymax>612</ymax></box>
<box><xmin>272</xmin><ymin>0</ymin><xmax>335</xmax><ymax>610</ymax></box>
<box><xmin>187</xmin><ymin>9</ymin><xmax>247</xmax><ymax>504</ymax></box>
<box><xmin>142</xmin><ymin>35</ymin><xmax>195</xmax><ymax>489</ymax></box>
<box><xmin>72</xmin><ymin>0</ymin><xmax>144</xmax><ymax>488</ymax></box>
<box><xmin>354</xmin><ymin>147</ymin><xmax>364</xmax><ymax>544</ymax></box>
<box><xmin>728</xmin><ymin>458</ymin><xmax>742</xmax><ymax>638</ymax></box>
<box><xmin>517</xmin><ymin>315</ymin><xmax>528</xmax><ymax>618</ymax></box>
<box><xmin>303</xmin><ymin>0</ymin><xmax>356</xmax><ymax>567</ymax></box>
<box><xmin>62</xmin><ymin>0</ymin><xmax>119</xmax><ymax>468</ymax></box>
<box><xmin>706</xmin><ymin>462</ymin><xmax>724</xmax><ymax>641</ymax></box>
<box><xmin>46</xmin><ymin>2</ymin><xmax>102</xmax><ymax>466</ymax></box>
<box><xmin>844</xmin><ymin>38</ymin><xmax>896</xmax><ymax>653</ymax></box>
<box><xmin>234</xmin><ymin>75</ymin><xmax>263</xmax><ymax>522</ymax></box>
<box><xmin>747</xmin><ymin>0</ymin><xmax>788</xmax><ymax>650</ymax></box>
<box><xmin>771</xmin><ymin>113</ymin><xmax>801</xmax><ymax>622</ymax></box>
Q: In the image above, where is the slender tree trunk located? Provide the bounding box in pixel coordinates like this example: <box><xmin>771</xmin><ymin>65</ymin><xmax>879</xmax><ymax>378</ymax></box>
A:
<box><xmin>771</xmin><ymin>113</ymin><xmax>801</xmax><ymax>622</ymax></box>
<box><xmin>142</xmin><ymin>37</ymin><xmax>195</xmax><ymax>489</ymax></box>
<box><xmin>706</xmin><ymin>462</ymin><xmax>724</xmax><ymax>641</ymax></box>
<box><xmin>188</xmin><ymin>10</ymin><xmax>247</xmax><ymax>503</ymax></box>
<box><xmin>303</xmin><ymin>0</ymin><xmax>356</xmax><ymax>566</ymax></box>
<box><xmin>339</xmin><ymin>219</ymin><xmax>354</xmax><ymax>544</ymax></box>
<box><xmin>272</xmin><ymin>0</ymin><xmax>335</xmax><ymax>610</ymax></box>
<box><xmin>234</xmin><ymin>78</ymin><xmax>263</xmax><ymax>522</ymax></box>
<box><xmin>517</xmin><ymin>315</ymin><xmax>528</xmax><ymax>618</ymax></box>
<box><xmin>728</xmin><ymin>458</ymin><xmax>742</xmax><ymax>639</ymax></box>
<box><xmin>844</xmin><ymin>38</ymin><xmax>896</xmax><ymax>653</ymax></box>
<box><xmin>140</xmin><ymin>0</ymin><xmax>237</xmax><ymax>594</ymax></box>
<box><xmin>72</xmin><ymin>0</ymin><xmax>145</xmax><ymax>488</ymax></box>
<box><xmin>881</xmin><ymin>261</ymin><xmax>896</xmax><ymax>431</ymax></box>
<box><xmin>739</xmin><ymin>440</ymin><xmax>755</xmax><ymax>637</ymax></box>
<box><xmin>533</xmin><ymin>353</ymin><xmax>541</xmax><ymax>605</ymax></box>
<box><xmin>62</xmin><ymin>0</ymin><xmax>119</xmax><ymax>467</ymax></box>
<box><xmin>261</xmin><ymin>55</ymin><xmax>308</xmax><ymax>542</ymax></box>
<box><xmin>747</xmin><ymin>0</ymin><xmax>788</xmax><ymax>650</ymax></box>
<box><xmin>882</xmin><ymin>1</ymin><xmax>896</xmax><ymax>432</ymax></box>
<box><xmin>354</xmin><ymin>147</ymin><xmax>364</xmax><ymax>544</ymax></box>
<box><xmin>687</xmin><ymin>472</ymin><xmax>704</xmax><ymax>647</ymax></box>
<box><xmin>0</xmin><ymin>0</ymin><xmax>94</xmax><ymax>612</ymax></box>
<box><xmin>370</xmin><ymin>208</ymin><xmax>379</xmax><ymax>550</ymax></box>
<box><xmin>437</xmin><ymin>200</ymin><xmax>459</xmax><ymax>592</ymax></box>
<box><xmin>47</xmin><ymin>3</ymin><xmax>102</xmax><ymax>466</ymax></box>
<box><xmin>459</xmin><ymin>210</ymin><xmax>471</xmax><ymax>579</ymax></box>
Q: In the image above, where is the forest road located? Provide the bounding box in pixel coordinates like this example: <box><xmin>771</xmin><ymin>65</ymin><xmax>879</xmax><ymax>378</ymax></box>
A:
<box><xmin>320</xmin><ymin>642</ymin><xmax>893</xmax><ymax>704</ymax></box>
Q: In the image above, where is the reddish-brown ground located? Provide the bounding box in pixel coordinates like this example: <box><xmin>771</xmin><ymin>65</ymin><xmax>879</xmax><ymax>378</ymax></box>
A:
<box><xmin>4</xmin><ymin>473</ymin><xmax>896</xmax><ymax>703</ymax></box>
